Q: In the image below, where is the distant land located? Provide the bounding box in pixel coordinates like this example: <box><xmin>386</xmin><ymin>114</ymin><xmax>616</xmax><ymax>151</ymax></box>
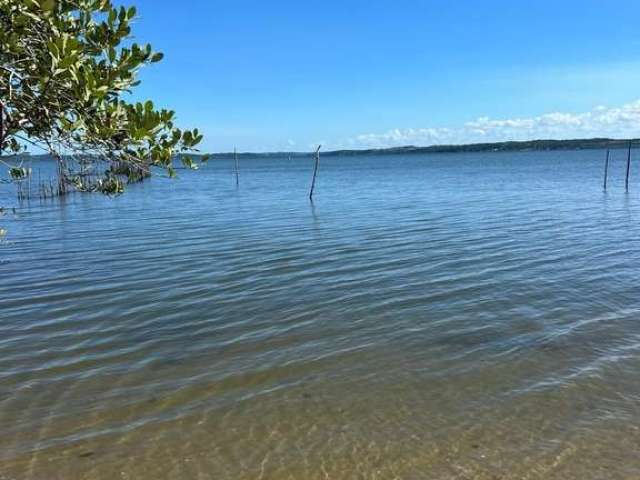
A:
<box><xmin>211</xmin><ymin>138</ymin><xmax>640</xmax><ymax>158</ymax></box>
<box><xmin>13</xmin><ymin>138</ymin><xmax>640</xmax><ymax>161</ymax></box>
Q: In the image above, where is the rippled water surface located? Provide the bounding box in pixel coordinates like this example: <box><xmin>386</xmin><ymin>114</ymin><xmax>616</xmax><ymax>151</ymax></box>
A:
<box><xmin>2</xmin><ymin>150</ymin><xmax>640</xmax><ymax>479</ymax></box>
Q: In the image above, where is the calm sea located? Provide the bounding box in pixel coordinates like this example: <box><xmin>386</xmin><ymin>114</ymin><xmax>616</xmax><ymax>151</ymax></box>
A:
<box><xmin>1</xmin><ymin>150</ymin><xmax>640</xmax><ymax>479</ymax></box>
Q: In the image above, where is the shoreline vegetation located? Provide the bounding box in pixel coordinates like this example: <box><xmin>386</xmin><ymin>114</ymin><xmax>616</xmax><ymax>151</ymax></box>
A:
<box><xmin>127</xmin><ymin>138</ymin><xmax>640</xmax><ymax>160</ymax></box>
<box><xmin>321</xmin><ymin>137</ymin><xmax>640</xmax><ymax>157</ymax></box>
<box><xmin>209</xmin><ymin>137</ymin><xmax>639</xmax><ymax>158</ymax></box>
<box><xmin>110</xmin><ymin>137</ymin><xmax>640</xmax><ymax>159</ymax></box>
<box><xmin>233</xmin><ymin>137</ymin><xmax>639</xmax><ymax>158</ymax></box>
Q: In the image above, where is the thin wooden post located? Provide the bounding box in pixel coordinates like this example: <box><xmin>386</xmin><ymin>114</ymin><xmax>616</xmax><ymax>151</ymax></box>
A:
<box><xmin>625</xmin><ymin>141</ymin><xmax>632</xmax><ymax>192</ymax></box>
<box><xmin>309</xmin><ymin>145</ymin><xmax>321</xmax><ymax>201</ymax></box>
<box><xmin>0</xmin><ymin>101</ymin><xmax>4</xmax><ymax>152</ymax></box>
<box><xmin>603</xmin><ymin>149</ymin><xmax>610</xmax><ymax>191</ymax></box>
<box><xmin>234</xmin><ymin>147</ymin><xmax>239</xmax><ymax>186</ymax></box>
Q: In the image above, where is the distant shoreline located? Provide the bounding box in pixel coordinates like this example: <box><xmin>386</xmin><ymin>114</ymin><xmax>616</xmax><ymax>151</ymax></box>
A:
<box><xmin>213</xmin><ymin>137</ymin><xmax>640</xmax><ymax>158</ymax></box>
<box><xmin>15</xmin><ymin>137</ymin><xmax>640</xmax><ymax>161</ymax></box>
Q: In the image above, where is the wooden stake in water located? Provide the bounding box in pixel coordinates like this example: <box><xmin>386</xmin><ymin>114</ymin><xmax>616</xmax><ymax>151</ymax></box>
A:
<box><xmin>625</xmin><ymin>142</ymin><xmax>632</xmax><ymax>192</ymax></box>
<box><xmin>0</xmin><ymin>101</ymin><xmax>4</xmax><ymax>152</ymax></box>
<box><xmin>309</xmin><ymin>145</ymin><xmax>321</xmax><ymax>201</ymax></box>
<box><xmin>234</xmin><ymin>147</ymin><xmax>239</xmax><ymax>186</ymax></box>
<box><xmin>603</xmin><ymin>149</ymin><xmax>610</xmax><ymax>191</ymax></box>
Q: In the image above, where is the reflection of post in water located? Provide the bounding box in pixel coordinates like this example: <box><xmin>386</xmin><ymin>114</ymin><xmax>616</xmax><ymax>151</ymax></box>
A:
<box><xmin>234</xmin><ymin>147</ymin><xmax>239</xmax><ymax>187</ymax></box>
<box><xmin>309</xmin><ymin>197</ymin><xmax>323</xmax><ymax>237</ymax></box>
<box><xmin>603</xmin><ymin>149</ymin><xmax>610</xmax><ymax>191</ymax></box>
<box><xmin>625</xmin><ymin>142</ymin><xmax>632</xmax><ymax>192</ymax></box>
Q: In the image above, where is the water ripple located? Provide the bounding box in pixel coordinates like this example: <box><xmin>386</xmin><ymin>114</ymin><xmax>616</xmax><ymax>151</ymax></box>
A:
<box><xmin>2</xmin><ymin>150</ymin><xmax>640</xmax><ymax>479</ymax></box>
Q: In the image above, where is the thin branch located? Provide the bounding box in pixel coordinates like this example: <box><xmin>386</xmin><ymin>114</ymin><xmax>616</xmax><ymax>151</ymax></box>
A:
<box><xmin>12</xmin><ymin>133</ymin><xmax>49</xmax><ymax>153</ymax></box>
<box><xmin>0</xmin><ymin>65</ymin><xmax>24</xmax><ymax>79</ymax></box>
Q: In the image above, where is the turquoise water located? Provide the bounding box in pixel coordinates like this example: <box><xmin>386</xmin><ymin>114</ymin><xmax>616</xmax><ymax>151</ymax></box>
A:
<box><xmin>1</xmin><ymin>150</ymin><xmax>640</xmax><ymax>479</ymax></box>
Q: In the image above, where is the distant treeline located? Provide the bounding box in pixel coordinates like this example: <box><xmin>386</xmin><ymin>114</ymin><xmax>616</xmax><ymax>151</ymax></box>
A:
<box><xmin>12</xmin><ymin>138</ymin><xmax>640</xmax><ymax>162</ymax></box>
<box><xmin>209</xmin><ymin>138</ymin><xmax>640</xmax><ymax>158</ymax></box>
<box><xmin>323</xmin><ymin>138</ymin><xmax>640</xmax><ymax>157</ymax></box>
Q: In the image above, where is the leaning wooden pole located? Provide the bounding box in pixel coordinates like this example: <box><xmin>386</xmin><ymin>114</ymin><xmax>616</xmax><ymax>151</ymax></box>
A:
<box><xmin>625</xmin><ymin>141</ymin><xmax>632</xmax><ymax>192</ymax></box>
<box><xmin>0</xmin><ymin>101</ymin><xmax>4</xmax><ymax>154</ymax></box>
<box><xmin>234</xmin><ymin>147</ymin><xmax>239</xmax><ymax>186</ymax></box>
<box><xmin>309</xmin><ymin>145</ymin><xmax>321</xmax><ymax>201</ymax></box>
<box><xmin>603</xmin><ymin>149</ymin><xmax>610</xmax><ymax>191</ymax></box>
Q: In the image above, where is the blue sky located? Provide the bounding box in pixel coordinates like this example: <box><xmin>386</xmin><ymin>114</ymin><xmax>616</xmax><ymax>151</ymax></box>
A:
<box><xmin>131</xmin><ymin>0</ymin><xmax>640</xmax><ymax>152</ymax></box>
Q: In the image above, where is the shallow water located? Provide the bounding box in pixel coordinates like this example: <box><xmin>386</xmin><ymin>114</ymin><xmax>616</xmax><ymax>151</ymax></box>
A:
<box><xmin>1</xmin><ymin>150</ymin><xmax>640</xmax><ymax>479</ymax></box>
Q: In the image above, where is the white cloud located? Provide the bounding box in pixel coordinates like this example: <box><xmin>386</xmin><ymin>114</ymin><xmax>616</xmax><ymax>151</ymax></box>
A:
<box><xmin>344</xmin><ymin>99</ymin><xmax>640</xmax><ymax>149</ymax></box>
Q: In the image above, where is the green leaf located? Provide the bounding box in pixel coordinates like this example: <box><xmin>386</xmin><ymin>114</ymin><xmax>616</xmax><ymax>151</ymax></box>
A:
<box><xmin>40</xmin><ymin>0</ymin><xmax>55</xmax><ymax>12</ymax></box>
<box><xmin>9</xmin><ymin>167</ymin><xmax>26</xmax><ymax>179</ymax></box>
<box><xmin>181</xmin><ymin>156</ymin><xmax>198</xmax><ymax>170</ymax></box>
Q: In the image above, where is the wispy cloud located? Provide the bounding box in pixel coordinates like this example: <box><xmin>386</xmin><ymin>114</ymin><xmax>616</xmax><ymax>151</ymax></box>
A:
<box><xmin>344</xmin><ymin>100</ymin><xmax>640</xmax><ymax>149</ymax></box>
